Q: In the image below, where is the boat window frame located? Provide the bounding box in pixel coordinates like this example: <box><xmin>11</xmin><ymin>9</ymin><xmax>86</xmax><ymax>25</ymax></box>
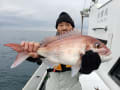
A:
<box><xmin>109</xmin><ymin>57</ymin><xmax>120</xmax><ymax>86</ymax></box>
<box><xmin>97</xmin><ymin>0</ymin><xmax>112</xmax><ymax>9</ymax></box>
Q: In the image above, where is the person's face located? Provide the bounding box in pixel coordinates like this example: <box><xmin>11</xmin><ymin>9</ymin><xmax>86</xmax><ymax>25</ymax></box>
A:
<box><xmin>57</xmin><ymin>22</ymin><xmax>74</xmax><ymax>35</ymax></box>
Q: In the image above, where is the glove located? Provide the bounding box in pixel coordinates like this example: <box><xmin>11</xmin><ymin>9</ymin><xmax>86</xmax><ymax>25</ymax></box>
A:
<box><xmin>79</xmin><ymin>50</ymin><xmax>101</xmax><ymax>74</ymax></box>
<box><xmin>26</xmin><ymin>55</ymin><xmax>45</xmax><ymax>65</ymax></box>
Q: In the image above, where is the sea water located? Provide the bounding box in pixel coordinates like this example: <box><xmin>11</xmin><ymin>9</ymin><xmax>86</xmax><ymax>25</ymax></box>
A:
<box><xmin>0</xmin><ymin>30</ymin><xmax>55</xmax><ymax>90</ymax></box>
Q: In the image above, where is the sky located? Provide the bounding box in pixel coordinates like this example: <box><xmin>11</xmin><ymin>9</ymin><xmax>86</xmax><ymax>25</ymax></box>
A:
<box><xmin>0</xmin><ymin>0</ymin><xmax>92</xmax><ymax>31</ymax></box>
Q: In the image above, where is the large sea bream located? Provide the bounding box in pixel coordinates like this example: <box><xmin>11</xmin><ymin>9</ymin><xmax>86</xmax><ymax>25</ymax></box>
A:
<box><xmin>4</xmin><ymin>31</ymin><xmax>112</xmax><ymax>76</ymax></box>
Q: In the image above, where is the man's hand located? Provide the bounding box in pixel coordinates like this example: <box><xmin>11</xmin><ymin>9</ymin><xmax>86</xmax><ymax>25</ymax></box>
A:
<box><xmin>21</xmin><ymin>41</ymin><xmax>40</xmax><ymax>58</ymax></box>
<box><xmin>79</xmin><ymin>50</ymin><xmax>101</xmax><ymax>74</ymax></box>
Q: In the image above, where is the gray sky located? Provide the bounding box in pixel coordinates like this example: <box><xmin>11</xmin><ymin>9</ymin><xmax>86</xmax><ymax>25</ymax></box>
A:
<box><xmin>0</xmin><ymin>0</ymin><xmax>91</xmax><ymax>31</ymax></box>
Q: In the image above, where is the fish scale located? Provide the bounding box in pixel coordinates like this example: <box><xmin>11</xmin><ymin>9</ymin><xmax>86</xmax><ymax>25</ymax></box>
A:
<box><xmin>4</xmin><ymin>31</ymin><xmax>111</xmax><ymax>76</ymax></box>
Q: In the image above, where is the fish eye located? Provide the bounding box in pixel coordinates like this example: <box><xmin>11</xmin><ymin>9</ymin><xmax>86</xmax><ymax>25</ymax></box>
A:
<box><xmin>94</xmin><ymin>42</ymin><xmax>101</xmax><ymax>48</ymax></box>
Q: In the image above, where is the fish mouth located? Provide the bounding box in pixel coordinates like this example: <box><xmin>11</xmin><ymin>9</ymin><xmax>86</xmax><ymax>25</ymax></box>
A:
<box><xmin>97</xmin><ymin>48</ymin><xmax>111</xmax><ymax>56</ymax></box>
<box><xmin>99</xmin><ymin>50</ymin><xmax>112</xmax><ymax>63</ymax></box>
<box><xmin>100</xmin><ymin>50</ymin><xmax>111</xmax><ymax>56</ymax></box>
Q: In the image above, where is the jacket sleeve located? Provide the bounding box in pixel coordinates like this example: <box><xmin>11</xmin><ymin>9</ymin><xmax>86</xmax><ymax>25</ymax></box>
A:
<box><xmin>26</xmin><ymin>55</ymin><xmax>44</xmax><ymax>65</ymax></box>
<box><xmin>79</xmin><ymin>50</ymin><xmax>101</xmax><ymax>74</ymax></box>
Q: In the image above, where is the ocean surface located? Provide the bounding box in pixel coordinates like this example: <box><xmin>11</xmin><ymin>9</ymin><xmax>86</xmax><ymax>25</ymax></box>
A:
<box><xmin>0</xmin><ymin>30</ymin><xmax>55</xmax><ymax>90</ymax></box>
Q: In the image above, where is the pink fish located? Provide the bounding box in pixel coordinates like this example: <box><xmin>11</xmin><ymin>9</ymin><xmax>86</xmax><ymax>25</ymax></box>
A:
<box><xmin>4</xmin><ymin>31</ymin><xmax>111</xmax><ymax>76</ymax></box>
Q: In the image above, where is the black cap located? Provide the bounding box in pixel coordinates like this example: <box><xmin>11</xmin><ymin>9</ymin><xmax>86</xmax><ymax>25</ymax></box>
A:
<box><xmin>55</xmin><ymin>12</ymin><xmax>75</xmax><ymax>28</ymax></box>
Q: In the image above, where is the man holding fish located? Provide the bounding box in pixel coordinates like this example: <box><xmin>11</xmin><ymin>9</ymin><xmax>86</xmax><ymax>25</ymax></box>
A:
<box><xmin>5</xmin><ymin>12</ymin><xmax>111</xmax><ymax>90</ymax></box>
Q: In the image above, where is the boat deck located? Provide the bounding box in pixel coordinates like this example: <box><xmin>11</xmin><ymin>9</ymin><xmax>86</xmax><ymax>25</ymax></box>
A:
<box><xmin>22</xmin><ymin>63</ymin><xmax>110</xmax><ymax>90</ymax></box>
<box><xmin>22</xmin><ymin>63</ymin><xmax>47</xmax><ymax>90</ymax></box>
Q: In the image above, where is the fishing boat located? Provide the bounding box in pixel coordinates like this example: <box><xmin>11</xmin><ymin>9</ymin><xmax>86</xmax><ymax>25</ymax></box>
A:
<box><xmin>22</xmin><ymin>0</ymin><xmax>120</xmax><ymax>90</ymax></box>
<box><xmin>81</xmin><ymin>0</ymin><xmax>120</xmax><ymax>90</ymax></box>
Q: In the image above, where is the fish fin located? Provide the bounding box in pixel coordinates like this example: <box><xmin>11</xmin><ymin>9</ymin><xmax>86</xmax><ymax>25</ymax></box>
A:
<box><xmin>57</xmin><ymin>30</ymin><xmax>81</xmax><ymax>39</ymax></box>
<box><xmin>40</xmin><ymin>30</ymin><xmax>81</xmax><ymax>47</ymax></box>
<box><xmin>43</xmin><ymin>58</ymin><xmax>58</xmax><ymax>68</ymax></box>
<box><xmin>80</xmin><ymin>48</ymin><xmax>86</xmax><ymax>55</ymax></box>
<box><xmin>40</xmin><ymin>37</ymin><xmax>58</xmax><ymax>47</ymax></box>
<box><xmin>11</xmin><ymin>52</ymin><xmax>29</xmax><ymax>68</ymax></box>
<box><xmin>4</xmin><ymin>43</ymin><xmax>23</xmax><ymax>53</ymax></box>
<box><xmin>71</xmin><ymin>66</ymin><xmax>80</xmax><ymax>77</ymax></box>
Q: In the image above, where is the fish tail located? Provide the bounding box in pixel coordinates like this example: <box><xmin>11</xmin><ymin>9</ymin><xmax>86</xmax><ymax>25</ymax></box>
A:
<box><xmin>4</xmin><ymin>43</ymin><xmax>23</xmax><ymax>52</ymax></box>
<box><xmin>11</xmin><ymin>52</ymin><xmax>29</xmax><ymax>68</ymax></box>
<box><xmin>4</xmin><ymin>43</ymin><xmax>28</xmax><ymax>68</ymax></box>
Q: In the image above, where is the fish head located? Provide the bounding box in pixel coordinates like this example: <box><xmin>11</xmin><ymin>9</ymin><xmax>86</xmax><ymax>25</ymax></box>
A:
<box><xmin>84</xmin><ymin>36</ymin><xmax>112</xmax><ymax>62</ymax></box>
<box><xmin>78</xmin><ymin>37</ymin><xmax>112</xmax><ymax>75</ymax></box>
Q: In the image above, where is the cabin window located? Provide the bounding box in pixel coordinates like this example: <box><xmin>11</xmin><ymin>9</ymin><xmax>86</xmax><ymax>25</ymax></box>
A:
<box><xmin>109</xmin><ymin>57</ymin><xmax>120</xmax><ymax>86</ymax></box>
